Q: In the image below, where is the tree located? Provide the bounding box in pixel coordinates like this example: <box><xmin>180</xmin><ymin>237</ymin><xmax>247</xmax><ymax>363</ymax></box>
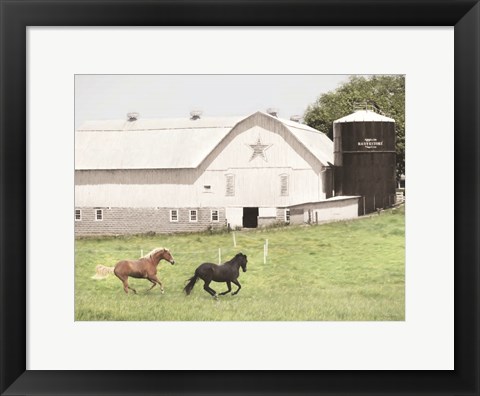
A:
<box><xmin>303</xmin><ymin>75</ymin><xmax>405</xmax><ymax>179</ymax></box>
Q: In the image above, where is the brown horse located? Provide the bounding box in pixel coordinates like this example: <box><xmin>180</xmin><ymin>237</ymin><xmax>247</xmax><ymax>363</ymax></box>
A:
<box><xmin>114</xmin><ymin>247</ymin><xmax>175</xmax><ymax>294</ymax></box>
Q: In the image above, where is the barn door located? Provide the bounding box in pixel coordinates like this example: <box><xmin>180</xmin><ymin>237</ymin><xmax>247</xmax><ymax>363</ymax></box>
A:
<box><xmin>242</xmin><ymin>207</ymin><xmax>259</xmax><ymax>228</ymax></box>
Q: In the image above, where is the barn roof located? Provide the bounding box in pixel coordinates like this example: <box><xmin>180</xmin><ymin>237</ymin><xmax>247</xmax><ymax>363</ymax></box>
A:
<box><xmin>281</xmin><ymin>117</ymin><xmax>334</xmax><ymax>166</ymax></box>
<box><xmin>78</xmin><ymin>116</ymin><xmax>242</xmax><ymax>131</ymax></box>
<box><xmin>75</xmin><ymin>111</ymin><xmax>333</xmax><ymax>170</ymax></box>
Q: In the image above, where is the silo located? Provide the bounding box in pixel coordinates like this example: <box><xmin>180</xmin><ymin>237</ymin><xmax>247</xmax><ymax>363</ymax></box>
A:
<box><xmin>333</xmin><ymin>108</ymin><xmax>396</xmax><ymax>214</ymax></box>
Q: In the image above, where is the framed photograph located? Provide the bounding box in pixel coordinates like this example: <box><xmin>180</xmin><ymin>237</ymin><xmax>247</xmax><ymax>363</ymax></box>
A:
<box><xmin>1</xmin><ymin>1</ymin><xmax>478</xmax><ymax>395</ymax></box>
<box><xmin>74</xmin><ymin>73</ymin><xmax>406</xmax><ymax>322</ymax></box>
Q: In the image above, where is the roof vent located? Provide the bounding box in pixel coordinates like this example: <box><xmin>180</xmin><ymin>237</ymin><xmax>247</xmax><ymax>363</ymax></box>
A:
<box><xmin>190</xmin><ymin>110</ymin><xmax>203</xmax><ymax>120</ymax></box>
<box><xmin>127</xmin><ymin>112</ymin><xmax>139</xmax><ymax>121</ymax></box>
<box><xmin>290</xmin><ymin>115</ymin><xmax>302</xmax><ymax>123</ymax></box>
<box><xmin>266</xmin><ymin>108</ymin><xmax>278</xmax><ymax>117</ymax></box>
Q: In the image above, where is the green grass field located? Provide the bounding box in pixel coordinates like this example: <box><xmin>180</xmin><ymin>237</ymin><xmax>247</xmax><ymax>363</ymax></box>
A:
<box><xmin>75</xmin><ymin>206</ymin><xmax>405</xmax><ymax>321</ymax></box>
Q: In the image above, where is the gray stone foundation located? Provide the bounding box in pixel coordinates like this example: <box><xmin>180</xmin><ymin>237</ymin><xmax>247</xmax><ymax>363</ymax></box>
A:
<box><xmin>74</xmin><ymin>207</ymin><xmax>226</xmax><ymax>236</ymax></box>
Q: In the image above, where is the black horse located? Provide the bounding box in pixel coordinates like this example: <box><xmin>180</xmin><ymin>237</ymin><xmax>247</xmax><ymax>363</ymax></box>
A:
<box><xmin>184</xmin><ymin>253</ymin><xmax>247</xmax><ymax>298</ymax></box>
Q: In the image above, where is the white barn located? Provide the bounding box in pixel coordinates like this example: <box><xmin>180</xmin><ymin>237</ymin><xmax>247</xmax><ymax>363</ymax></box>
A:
<box><xmin>75</xmin><ymin>111</ymin><xmax>359</xmax><ymax>235</ymax></box>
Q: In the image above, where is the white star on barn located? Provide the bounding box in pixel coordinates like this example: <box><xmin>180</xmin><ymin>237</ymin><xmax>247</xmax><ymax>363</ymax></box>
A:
<box><xmin>247</xmin><ymin>136</ymin><xmax>272</xmax><ymax>162</ymax></box>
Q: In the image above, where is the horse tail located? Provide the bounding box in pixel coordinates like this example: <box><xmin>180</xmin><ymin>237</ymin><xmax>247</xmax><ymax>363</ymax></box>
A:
<box><xmin>184</xmin><ymin>272</ymin><xmax>199</xmax><ymax>295</ymax></box>
<box><xmin>92</xmin><ymin>264</ymin><xmax>115</xmax><ymax>279</ymax></box>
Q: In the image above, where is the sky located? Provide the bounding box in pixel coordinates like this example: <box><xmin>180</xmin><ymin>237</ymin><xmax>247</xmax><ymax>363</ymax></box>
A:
<box><xmin>75</xmin><ymin>75</ymin><xmax>355</xmax><ymax>129</ymax></box>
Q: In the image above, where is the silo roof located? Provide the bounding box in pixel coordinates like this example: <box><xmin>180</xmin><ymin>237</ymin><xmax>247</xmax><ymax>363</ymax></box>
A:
<box><xmin>334</xmin><ymin>110</ymin><xmax>395</xmax><ymax>123</ymax></box>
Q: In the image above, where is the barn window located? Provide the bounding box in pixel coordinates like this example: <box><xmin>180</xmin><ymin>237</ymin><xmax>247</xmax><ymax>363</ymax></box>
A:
<box><xmin>211</xmin><ymin>210</ymin><xmax>219</xmax><ymax>222</ymax></box>
<box><xmin>75</xmin><ymin>209</ymin><xmax>81</xmax><ymax>221</ymax></box>
<box><xmin>225</xmin><ymin>174</ymin><xmax>235</xmax><ymax>196</ymax></box>
<box><xmin>95</xmin><ymin>209</ymin><xmax>103</xmax><ymax>221</ymax></box>
<box><xmin>203</xmin><ymin>185</ymin><xmax>212</xmax><ymax>192</ymax></box>
<box><xmin>285</xmin><ymin>209</ymin><xmax>290</xmax><ymax>223</ymax></box>
<box><xmin>170</xmin><ymin>210</ymin><xmax>178</xmax><ymax>222</ymax></box>
<box><xmin>280</xmin><ymin>174</ymin><xmax>289</xmax><ymax>196</ymax></box>
<box><xmin>189</xmin><ymin>210</ymin><xmax>198</xmax><ymax>222</ymax></box>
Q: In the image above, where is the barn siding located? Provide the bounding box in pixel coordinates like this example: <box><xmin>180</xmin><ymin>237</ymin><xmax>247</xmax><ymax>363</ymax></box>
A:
<box><xmin>287</xmin><ymin>197</ymin><xmax>360</xmax><ymax>225</ymax></box>
<box><xmin>75</xmin><ymin>116</ymin><xmax>329</xmax><ymax>209</ymax></box>
<box><xmin>75</xmin><ymin>168</ymin><xmax>200</xmax><ymax>185</ymax></box>
<box><xmin>201</xmin><ymin>112</ymin><xmax>328</xmax><ymax>171</ymax></box>
<box><xmin>75</xmin><ymin>167</ymin><xmax>323</xmax><ymax>208</ymax></box>
<box><xmin>207</xmin><ymin>125</ymin><xmax>315</xmax><ymax>170</ymax></box>
<box><xmin>74</xmin><ymin>207</ymin><xmax>226</xmax><ymax>236</ymax></box>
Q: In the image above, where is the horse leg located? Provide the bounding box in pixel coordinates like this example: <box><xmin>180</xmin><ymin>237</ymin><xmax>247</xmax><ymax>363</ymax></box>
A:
<box><xmin>200</xmin><ymin>269</ymin><xmax>217</xmax><ymax>298</ymax></box>
<box><xmin>124</xmin><ymin>279</ymin><xmax>137</xmax><ymax>294</ymax></box>
<box><xmin>146</xmin><ymin>279</ymin><xmax>157</xmax><ymax>292</ymax></box>
<box><xmin>231</xmin><ymin>279</ymin><xmax>241</xmax><ymax>295</ymax></box>
<box><xmin>219</xmin><ymin>281</ymin><xmax>232</xmax><ymax>296</ymax></box>
<box><xmin>116</xmin><ymin>273</ymin><xmax>136</xmax><ymax>294</ymax></box>
<box><xmin>148</xmin><ymin>275</ymin><xmax>164</xmax><ymax>294</ymax></box>
<box><xmin>203</xmin><ymin>280</ymin><xmax>217</xmax><ymax>297</ymax></box>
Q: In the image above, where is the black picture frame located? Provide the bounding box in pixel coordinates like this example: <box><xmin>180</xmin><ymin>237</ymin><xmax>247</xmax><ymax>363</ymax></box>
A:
<box><xmin>1</xmin><ymin>1</ymin><xmax>478</xmax><ymax>395</ymax></box>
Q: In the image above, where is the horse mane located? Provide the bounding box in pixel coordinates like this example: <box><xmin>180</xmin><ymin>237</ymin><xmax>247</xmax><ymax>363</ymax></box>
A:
<box><xmin>227</xmin><ymin>252</ymin><xmax>245</xmax><ymax>265</ymax></box>
<box><xmin>141</xmin><ymin>247</ymin><xmax>168</xmax><ymax>259</ymax></box>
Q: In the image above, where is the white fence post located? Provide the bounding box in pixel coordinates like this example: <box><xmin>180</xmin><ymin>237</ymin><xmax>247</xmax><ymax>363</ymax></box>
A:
<box><xmin>141</xmin><ymin>249</ymin><xmax>143</xmax><ymax>257</ymax></box>
<box><xmin>233</xmin><ymin>232</ymin><xmax>236</xmax><ymax>248</ymax></box>
<box><xmin>263</xmin><ymin>243</ymin><xmax>266</xmax><ymax>264</ymax></box>
<box><xmin>218</xmin><ymin>248</ymin><xmax>221</xmax><ymax>264</ymax></box>
<box><xmin>265</xmin><ymin>239</ymin><xmax>269</xmax><ymax>256</ymax></box>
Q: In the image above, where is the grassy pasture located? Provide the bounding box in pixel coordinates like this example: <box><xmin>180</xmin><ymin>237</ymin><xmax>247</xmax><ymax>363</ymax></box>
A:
<box><xmin>75</xmin><ymin>206</ymin><xmax>405</xmax><ymax>321</ymax></box>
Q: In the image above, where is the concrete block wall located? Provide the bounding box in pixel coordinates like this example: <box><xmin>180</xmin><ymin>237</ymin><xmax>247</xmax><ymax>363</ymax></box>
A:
<box><xmin>276</xmin><ymin>208</ymin><xmax>289</xmax><ymax>223</ymax></box>
<box><xmin>257</xmin><ymin>217</ymin><xmax>277</xmax><ymax>227</ymax></box>
<box><xmin>256</xmin><ymin>208</ymin><xmax>291</xmax><ymax>227</ymax></box>
<box><xmin>75</xmin><ymin>207</ymin><xmax>226</xmax><ymax>236</ymax></box>
<box><xmin>287</xmin><ymin>208</ymin><xmax>305</xmax><ymax>225</ymax></box>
